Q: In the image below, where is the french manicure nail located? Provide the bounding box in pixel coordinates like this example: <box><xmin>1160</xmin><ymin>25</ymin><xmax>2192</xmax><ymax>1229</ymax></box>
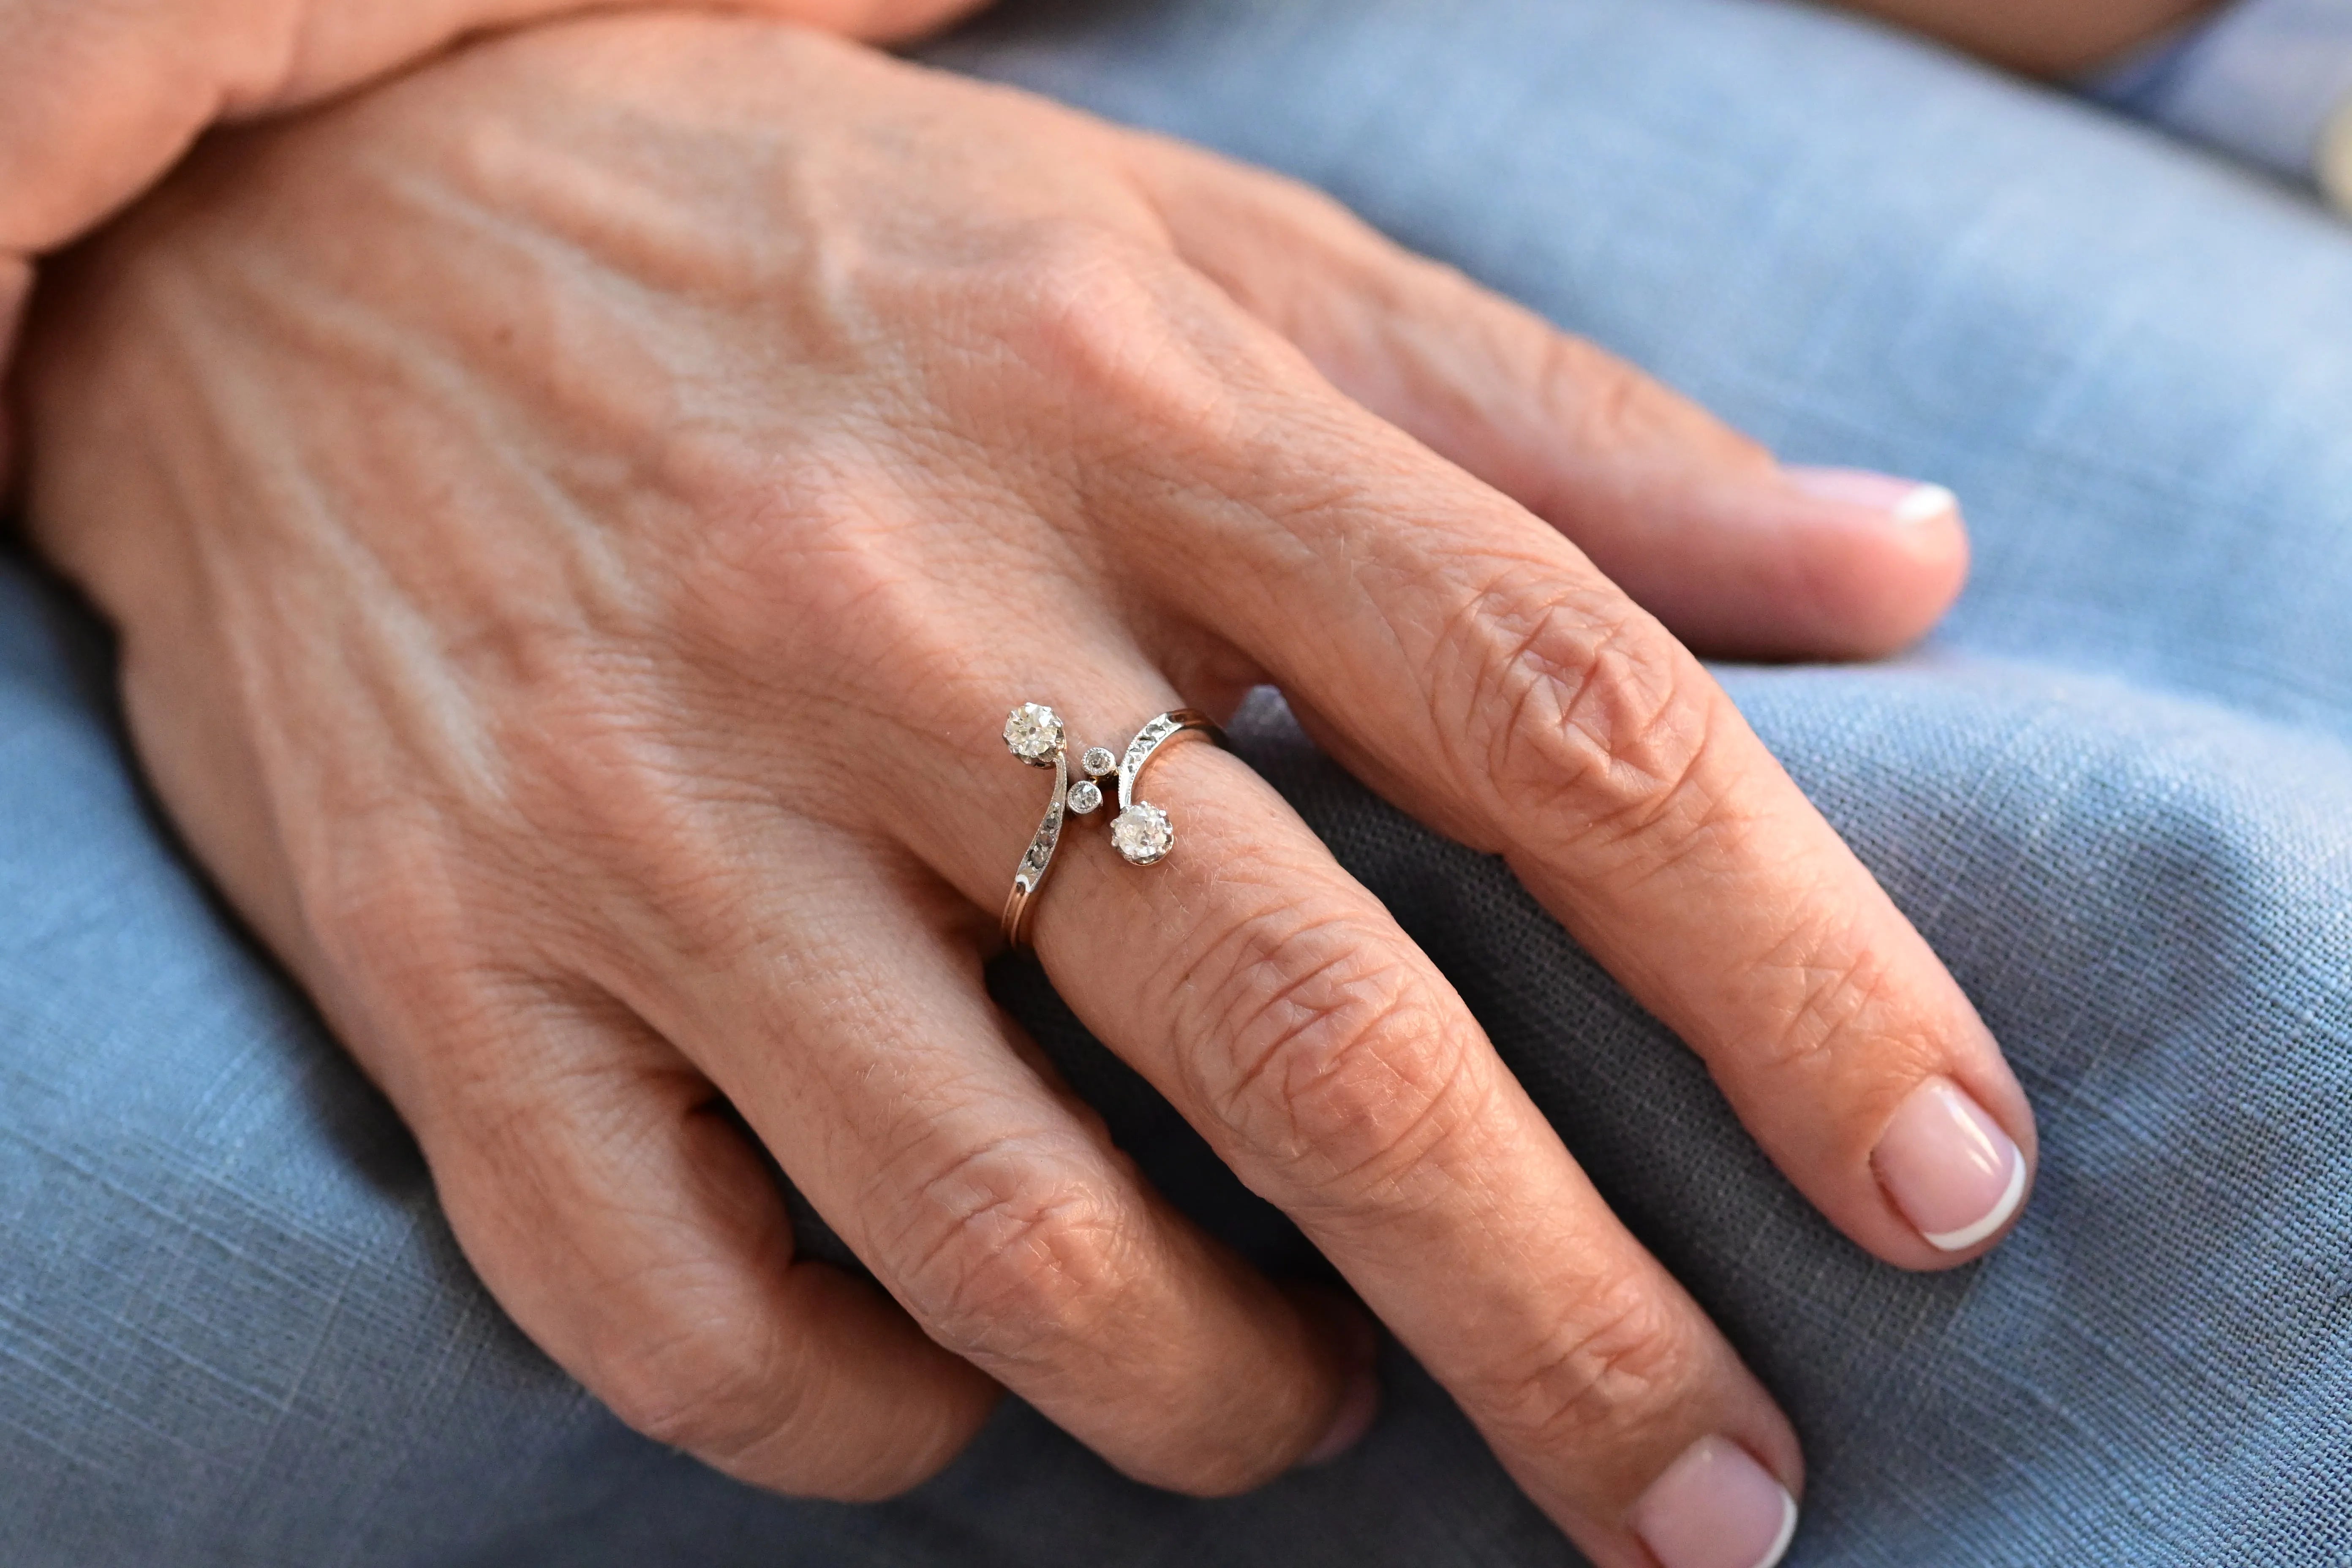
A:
<box><xmin>1783</xmin><ymin>464</ymin><xmax>1959</xmax><ymax>526</ymax></box>
<box><xmin>1630</xmin><ymin>1435</ymin><xmax>1800</xmax><ymax>1568</ymax></box>
<box><xmin>1873</xmin><ymin>1076</ymin><xmax>2028</xmax><ymax>1251</ymax></box>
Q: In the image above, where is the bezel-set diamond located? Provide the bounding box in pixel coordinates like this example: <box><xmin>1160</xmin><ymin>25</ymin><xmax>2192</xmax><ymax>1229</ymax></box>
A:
<box><xmin>1080</xmin><ymin>746</ymin><xmax>1118</xmax><ymax>779</ymax></box>
<box><xmin>1067</xmin><ymin>780</ymin><xmax>1104</xmax><ymax>816</ymax></box>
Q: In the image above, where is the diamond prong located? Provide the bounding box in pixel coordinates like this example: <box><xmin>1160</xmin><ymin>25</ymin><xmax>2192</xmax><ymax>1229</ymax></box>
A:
<box><xmin>1110</xmin><ymin>802</ymin><xmax>1173</xmax><ymax>865</ymax></box>
<box><xmin>1003</xmin><ymin>702</ymin><xmax>1064</xmax><ymax>766</ymax></box>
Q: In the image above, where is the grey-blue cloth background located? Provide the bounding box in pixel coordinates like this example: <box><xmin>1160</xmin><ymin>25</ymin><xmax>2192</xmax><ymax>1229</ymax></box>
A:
<box><xmin>4</xmin><ymin>0</ymin><xmax>2348</xmax><ymax>1563</ymax></box>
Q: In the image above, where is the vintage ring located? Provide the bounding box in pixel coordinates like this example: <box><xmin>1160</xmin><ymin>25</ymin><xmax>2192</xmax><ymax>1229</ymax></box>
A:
<box><xmin>999</xmin><ymin>702</ymin><xmax>1222</xmax><ymax>947</ymax></box>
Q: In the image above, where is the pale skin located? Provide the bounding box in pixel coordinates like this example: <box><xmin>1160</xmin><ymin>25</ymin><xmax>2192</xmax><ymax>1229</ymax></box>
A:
<box><xmin>7</xmin><ymin>0</ymin><xmax>2217</xmax><ymax>1560</ymax></box>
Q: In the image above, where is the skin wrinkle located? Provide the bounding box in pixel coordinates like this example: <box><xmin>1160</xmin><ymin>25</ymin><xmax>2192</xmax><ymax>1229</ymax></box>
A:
<box><xmin>1284</xmin><ymin>1057</ymin><xmax>1505</xmax><ymax>1226</ymax></box>
<box><xmin>895</xmin><ymin>1146</ymin><xmax>1123</xmax><ymax>1361</ymax></box>
<box><xmin>1430</xmin><ymin>560</ymin><xmax>1706</xmax><ymax>850</ymax></box>
<box><xmin>1737</xmin><ymin>917</ymin><xmax>1918</xmax><ymax>1083</ymax></box>
<box><xmin>1141</xmin><ymin>830</ymin><xmax>1526</xmax><ymax>1231</ymax></box>
<box><xmin>1198</xmin><ymin>923</ymin><xmax>1478</xmax><ymax>1198</ymax></box>
<box><xmin>1473</xmin><ymin>1286</ymin><xmax>1690</xmax><ymax>1457</ymax></box>
<box><xmin>1517</xmin><ymin>618</ymin><xmax>1701</xmax><ymax>828</ymax></box>
<box><xmin>15</xmin><ymin>14</ymin><xmax>2026</xmax><ymax>1547</ymax></box>
<box><xmin>1561</xmin><ymin>712</ymin><xmax>1756</xmax><ymax>905</ymax></box>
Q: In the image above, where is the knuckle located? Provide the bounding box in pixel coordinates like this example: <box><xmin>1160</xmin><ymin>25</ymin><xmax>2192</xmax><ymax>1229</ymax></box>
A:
<box><xmin>992</xmin><ymin>220</ymin><xmax>1241</xmax><ymax>435</ymax></box>
<box><xmin>1473</xmin><ymin>1284</ymin><xmax>1699</xmax><ymax>1458</ymax></box>
<box><xmin>1536</xmin><ymin>332</ymin><xmax>1771</xmax><ymax>471</ymax></box>
<box><xmin>885</xmin><ymin>1134</ymin><xmax>1126</xmax><ymax>1369</ymax></box>
<box><xmin>1746</xmin><ymin>923</ymin><xmax>1900</xmax><ymax>1078</ymax></box>
<box><xmin>1185</xmin><ymin>903</ymin><xmax>1482</xmax><ymax>1202</ymax></box>
<box><xmin>1438</xmin><ymin>569</ymin><xmax>1732</xmax><ymax>858</ymax></box>
<box><xmin>1542</xmin><ymin>337</ymin><xmax>1686</xmax><ymax>455</ymax></box>
<box><xmin>596</xmin><ymin>1305</ymin><xmax>802</xmax><ymax>1464</ymax></box>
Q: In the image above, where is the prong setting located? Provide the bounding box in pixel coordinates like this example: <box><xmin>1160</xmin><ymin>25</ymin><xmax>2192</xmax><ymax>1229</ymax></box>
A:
<box><xmin>1003</xmin><ymin>702</ymin><xmax>1064</xmax><ymax>766</ymax></box>
<box><xmin>1110</xmin><ymin>803</ymin><xmax>1173</xmax><ymax>865</ymax></box>
<box><xmin>999</xmin><ymin>704</ymin><xmax>1220</xmax><ymax>946</ymax></box>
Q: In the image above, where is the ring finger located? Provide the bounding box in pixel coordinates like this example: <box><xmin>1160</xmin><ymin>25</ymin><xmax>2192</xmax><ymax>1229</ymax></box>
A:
<box><xmin>890</xmin><ymin>661</ymin><xmax>1806</xmax><ymax>1568</ymax></box>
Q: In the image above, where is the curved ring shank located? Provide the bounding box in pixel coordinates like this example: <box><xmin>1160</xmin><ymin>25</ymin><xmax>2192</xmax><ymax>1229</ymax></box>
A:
<box><xmin>1116</xmin><ymin>709</ymin><xmax>1222</xmax><ymax>812</ymax></box>
<box><xmin>999</xmin><ymin>708</ymin><xmax>1222</xmax><ymax>948</ymax></box>
<box><xmin>1001</xmin><ymin>746</ymin><xmax>1069</xmax><ymax>949</ymax></box>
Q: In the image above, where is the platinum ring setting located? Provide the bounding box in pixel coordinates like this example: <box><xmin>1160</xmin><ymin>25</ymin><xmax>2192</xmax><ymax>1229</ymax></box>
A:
<box><xmin>999</xmin><ymin>702</ymin><xmax>1221</xmax><ymax>947</ymax></box>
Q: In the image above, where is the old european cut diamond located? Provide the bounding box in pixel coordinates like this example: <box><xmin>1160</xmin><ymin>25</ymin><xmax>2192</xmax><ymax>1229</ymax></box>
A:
<box><xmin>1067</xmin><ymin>780</ymin><xmax>1104</xmax><ymax>816</ymax></box>
<box><xmin>1080</xmin><ymin>746</ymin><xmax>1118</xmax><ymax>779</ymax></box>
<box><xmin>1110</xmin><ymin>803</ymin><xmax>1173</xmax><ymax>865</ymax></box>
<box><xmin>1002</xmin><ymin>703</ymin><xmax>1064</xmax><ymax>765</ymax></box>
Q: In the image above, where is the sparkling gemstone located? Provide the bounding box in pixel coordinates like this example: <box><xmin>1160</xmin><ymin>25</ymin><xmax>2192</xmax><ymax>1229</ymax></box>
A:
<box><xmin>1080</xmin><ymin>746</ymin><xmax>1119</xmax><ymax>779</ymax></box>
<box><xmin>1067</xmin><ymin>780</ymin><xmax>1103</xmax><ymax>816</ymax></box>
<box><xmin>1111</xmin><ymin>802</ymin><xmax>1173</xmax><ymax>865</ymax></box>
<box><xmin>1002</xmin><ymin>702</ymin><xmax>1064</xmax><ymax>765</ymax></box>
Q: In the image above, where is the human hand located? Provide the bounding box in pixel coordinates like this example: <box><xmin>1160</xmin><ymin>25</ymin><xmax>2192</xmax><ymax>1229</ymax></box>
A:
<box><xmin>0</xmin><ymin>0</ymin><xmax>984</xmax><ymax>475</ymax></box>
<box><xmin>21</xmin><ymin>16</ymin><xmax>2032</xmax><ymax>1566</ymax></box>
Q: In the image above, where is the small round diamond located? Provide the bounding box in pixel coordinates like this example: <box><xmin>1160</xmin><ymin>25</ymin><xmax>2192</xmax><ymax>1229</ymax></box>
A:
<box><xmin>1080</xmin><ymin>746</ymin><xmax>1118</xmax><ymax>779</ymax></box>
<box><xmin>1110</xmin><ymin>803</ymin><xmax>1173</xmax><ymax>865</ymax></box>
<box><xmin>1067</xmin><ymin>780</ymin><xmax>1103</xmax><ymax>816</ymax></box>
<box><xmin>1002</xmin><ymin>702</ymin><xmax>1064</xmax><ymax>765</ymax></box>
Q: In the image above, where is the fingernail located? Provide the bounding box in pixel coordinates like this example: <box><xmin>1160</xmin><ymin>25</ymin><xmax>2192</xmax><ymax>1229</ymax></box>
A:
<box><xmin>1630</xmin><ymin>1436</ymin><xmax>1800</xmax><ymax>1568</ymax></box>
<box><xmin>1872</xmin><ymin>1076</ymin><xmax>2028</xmax><ymax>1251</ymax></box>
<box><xmin>1301</xmin><ymin>1359</ymin><xmax>1380</xmax><ymax>1465</ymax></box>
<box><xmin>1783</xmin><ymin>465</ymin><xmax>1958</xmax><ymax>526</ymax></box>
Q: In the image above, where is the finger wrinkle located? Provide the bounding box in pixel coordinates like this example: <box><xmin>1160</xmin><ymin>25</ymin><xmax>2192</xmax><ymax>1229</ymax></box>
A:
<box><xmin>1738</xmin><ymin>920</ymin><xmax>1915</xmax><ymax>1082</ymax></box>
<box><xmin>1184</xmin><ymin>904</ymin><xmax>1483</xmax><ymax>1204</ymax></box>
<box><xmin>1437</xmin><ymin>568</ymin><xmax>1710</xmax><ymax>849</ymax></box>
<box><xmin>1469</xmin><ymin>1282</ymin><xmax>1693</xmax><ymax>1467</ymax></box>
<box><xmin>890</xmin><ymin>1141</ymin><xmax>1131</xmax><ymax>1367</ymax></box>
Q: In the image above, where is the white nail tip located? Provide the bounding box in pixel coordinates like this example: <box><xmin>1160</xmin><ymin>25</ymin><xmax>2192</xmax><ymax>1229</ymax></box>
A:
<box><xmin>1922</xmin><ymin>1147</ymin><xmax>2028</xmax><ymax>1252</ymax></box>
<box><xmin>1748</xmin><ymin>1489</ymin><xmax>1801</xmax><ymax>1568</ymax></box>
<box><xmin>1891</xmin><ymin>482</ymin><xmax>1958</xmax><ymax>526</ymax></box>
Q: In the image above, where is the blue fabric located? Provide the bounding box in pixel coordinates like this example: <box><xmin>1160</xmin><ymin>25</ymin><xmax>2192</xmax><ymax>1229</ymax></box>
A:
<box><xmin>5</xmin><ymin>0</ymin><xmax>2351</xmax><ymax>1562</ymax></box>
<box><xmin>2089</xmin><ymin>0</ymin><xmax>2352</xmax><ymax>182</ymax></box>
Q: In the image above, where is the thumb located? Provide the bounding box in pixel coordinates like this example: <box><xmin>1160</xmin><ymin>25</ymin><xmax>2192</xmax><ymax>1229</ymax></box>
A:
<box><xmin>1126</xmin><ymin>135</ymin><xmax>1966</xmax><ymax>662</ymax></box>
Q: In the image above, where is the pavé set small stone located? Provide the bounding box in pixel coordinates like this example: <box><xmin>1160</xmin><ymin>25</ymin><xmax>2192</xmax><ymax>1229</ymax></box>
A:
<box><xmin>999</xmin><ymin>701</ymin><xmax>1220</xmax><ymax>947</ymax></box>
